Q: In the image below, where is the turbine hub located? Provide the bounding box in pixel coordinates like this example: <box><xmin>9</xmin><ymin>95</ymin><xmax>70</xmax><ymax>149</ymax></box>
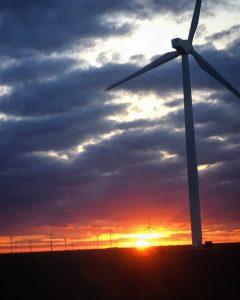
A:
<box><xmin>171</xmin><ymin>38</ymin><xmax>192</xmax><ymax>54</ymax></box>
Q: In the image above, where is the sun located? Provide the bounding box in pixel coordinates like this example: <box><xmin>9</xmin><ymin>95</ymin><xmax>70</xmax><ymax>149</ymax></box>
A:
<box><xmin>135</xmin><ymin>239</ymin><xmax>149</xmax><ymax>249</ymax></box>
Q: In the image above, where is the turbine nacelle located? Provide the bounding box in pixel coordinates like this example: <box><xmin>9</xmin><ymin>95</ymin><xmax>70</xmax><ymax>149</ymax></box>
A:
<box><xmin>171</xmin><ymin>38</ymin><xmax>193</xmax><ymax>55</ymax></box>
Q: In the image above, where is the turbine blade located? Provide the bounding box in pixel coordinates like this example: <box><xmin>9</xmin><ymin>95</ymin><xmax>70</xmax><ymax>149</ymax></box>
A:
<box><xmin>192</xmin><ymin>49</ymin><xmax>240</xmax><ymax>98</ymax></box>
<box><xmin>188</xmin><ymin>0</ymin><xmax>202</xmax><ymax>43</ymax></box>
<box><xmin>105</xmin><ymin>51</ymin><xmax>179</xmax><ymax>91</ymax></box>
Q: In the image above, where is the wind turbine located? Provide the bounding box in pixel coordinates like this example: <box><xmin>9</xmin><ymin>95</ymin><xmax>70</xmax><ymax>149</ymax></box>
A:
<box><xmin>10</xmin><ymin>235</ymin><xmax>13</xmax><ymax>254</ymax></box>
<box><xmin>49</xmin><ymin>233</ymin><xmax>53</xmax><ymax>252</ymax></box>
<box><xmin>106</xmin><ymin>0</ymin><xmax>240</xmax><ymax>247</ymax></box>
<box><xmin>107</xmin><ymin>225</ymin><xmax>113</xmax><ymax>248</ymax></box>
<box><xmin>146</xmin><ymin>219</ymin><xmax>155</xmax><ymax>237</ymax></box>
<box><xmin>96</xmin><ymin>234</ymin><xmax>100</xmax><ymax>249</ymax></box>
<box><xmin>145</xmin><ymin>219</ymin><xmax>154</xmax><ymax>240</ymax></box>
<box><xmin>20</xmin><ymin>240</ymin><xmax>23</xmax><ymax>253</ymax></box>
<box><xmin>145</xmin><ymin>219</ymin><xmax>155</xmax><ymax>246</ymax></box>
<box><xmin>63</xmin><ymin>236</ymin><xmax>67</xmax><ymax>251</ymax></box>
<box><xmin>29</xmin><ymin>235</ymin><xmax>32</xmax><ymax>253</ymax></box>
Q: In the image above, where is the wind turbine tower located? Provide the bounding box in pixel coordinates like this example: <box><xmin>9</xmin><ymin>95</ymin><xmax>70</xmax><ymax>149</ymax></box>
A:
<box><xmin>10</xmin><ymin>235</ymin><xmax>13</xmax><ymax>254</ymax></box>
<box><xmin>96</xmin><ymin>234</ymin><xmax>100</xmax><ymax>249</ymax></box>
<box><xmin>49</xmin><ymin>233</ymin><xmax>53</xmax><ymax>252</ymax></box>
<box><xmin>146</xmin><ymin>219</ymin><xmax>155</xmax><ymax>246</ymax></box>
<box><xmin>63</xmin><ymin>236</ymin><xmax>67</xmax><ymax>251</ymax></box>
<box><xmin>106</xmin><ymin>0</ymin><xmax>240</xmax><ymax>247</ymax></box>
<box><xmin>145</xmin><ymin>219</ymin><xmax>155</xmax><ymax>246</ymax></box>
<box><xmin>146</xmin><ymin>219</ymin><xmax>155</xmax><ymax>237</ymax></box>
<box><xmin>29</xmin><ymin>236</ymin><xmax>32</xmax><ymax>253</ymax></box>
<box><xmin>20</xmin><ymin>240</ymin><xmax>23</xmax><ymax>253</ymax></box>
<box><xmin>107</xmin><ymin>225</ymin><xmax>113</xmax><ymax>248</ymax></box>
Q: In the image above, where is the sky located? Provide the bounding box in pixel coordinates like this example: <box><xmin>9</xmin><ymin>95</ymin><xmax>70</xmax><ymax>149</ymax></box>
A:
<box><xmin>0</xmin><ymin>0</ymin><xmax>240</xmax><ymax>252</ymax></box>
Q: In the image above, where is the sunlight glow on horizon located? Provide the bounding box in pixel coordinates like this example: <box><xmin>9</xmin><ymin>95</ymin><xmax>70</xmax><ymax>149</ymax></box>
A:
<box><xmin>1</xmin><ymin>225</ymin><xmax>239</xmax><ymax>254</ymax></box>
<box><xmin>135</xmin><ymin>239</ymin><xmax>149</xmax><ymax>249</ymax></box>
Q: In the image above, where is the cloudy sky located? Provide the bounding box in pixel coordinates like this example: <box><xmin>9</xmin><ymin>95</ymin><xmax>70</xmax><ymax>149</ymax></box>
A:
<box><xmin>0</xmin><ymin>0</ymin><xmax>239</xmax><ymax>250</ymax></box>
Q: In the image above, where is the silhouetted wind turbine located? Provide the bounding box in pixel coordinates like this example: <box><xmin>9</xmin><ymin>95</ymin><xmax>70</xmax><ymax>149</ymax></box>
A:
<box><xmin>49</xmin><ymin>233</ymin><xmax>53</xmax><ymax>252</ymax></box>
<box><xmin>20</xmin><ymin>240</ymin><xmax>23</xmax><ymax>253</ymax></box>
<box><xmin>63</xmin><ymin>236</ymin><xmax>67</xmax><ymax>251</ymax></box>
<box><xmin>225</xmin><ymin>232</ymin><xmax>229</xmax><ymax>243</ymax></box>
<box><xmin>10</xmin><ymin>235</ymin><xmax>13</xmax><ymax>254</ymax></box>
<box><xmin>96</xmin><ymin>234</ymin><xmax>100</xmax><ymax>249</ymax></box>
<box><xmin>146</xmin><ymin>219</ymin><xmax>154</xmax><ymax>237</ymax></box>
<box><xmin>107</xmin><ymin>225</ymin><xmax>113</xmax><ymax>248</ymax></box>
<box><xmin>106</xmin><ymin>0</ymin><xmax>240</xmax><ymax>247</ymax></box>
<box><xmin>29</xmin><ymin>235</ymin><xmax>32</xmax><ymax>253</ymax></box>
<box><xmin>145</xmin><ymin>219</ymin><xmax>155</xmax><ymax>246</ymax></box>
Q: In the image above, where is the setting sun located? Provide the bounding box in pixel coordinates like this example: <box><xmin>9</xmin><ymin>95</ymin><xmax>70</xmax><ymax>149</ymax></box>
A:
<box><xmin>135</xmin><ymin>239</ymin><xmax>149</xmax><ymax>249</ymax></box>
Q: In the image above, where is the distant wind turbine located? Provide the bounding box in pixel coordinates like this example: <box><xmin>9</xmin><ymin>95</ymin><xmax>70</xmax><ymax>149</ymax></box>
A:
<box><xmin>63</xmin><ymin>236</ymin><xmax>67</xmax><ymax>251</ymax></box>
<box><xmin>225</xmin><ymin>232</ymin><xmax>229</xmax><ymax>243</ymax></box>
<box><xmin>96</xmin><ymin>234</ymin><xmax>100</xmax><ymax>249</ymax></box>
<box><xmin>145</xmin><ymin>219</ymin><xmax>155</xmax><ymax>246</ymax></box>
<box><xmin>146</xmin><ymin>219</ymin><xmax>155</xmax><ymax>238</ymax></box>
<box><xmin>29</xmin><ymin>235</ymin><xmax>32</xmax><ymax>253</ymax></box>
<box><xmin>107</xmin><ymin>225</ymin><xmax>113</xmax><ymax>248</ymax></box>
<box><xmin>10</xmin><ymin>235</ymin><xmax>13</xmax><ymax>254</ymax></box>
<box><xmin>49</xmin><ymin>233</ymin><xmax>53</xmax><ymax>252</ymax></box>
<box><xmin>20</xmin><ymin>240</ymin><xmax>23</xmax><ymax>253</ymax></box>
<box><xmin>106</xmin><ymin>0</ymin><xmax>240</xmax><ymax>247</ymax></box>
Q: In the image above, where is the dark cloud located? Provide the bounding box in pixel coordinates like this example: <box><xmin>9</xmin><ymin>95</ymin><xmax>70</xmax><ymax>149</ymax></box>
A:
<box><xmin>0</xmin><ymin>64</ymin><xmax>116</xmax><ymax>115</ymax></box>
<box><xmin>0</xmin><ymin>0</ymin><xmax>137</xmax><ymax>57</ymax></box>
<box><xmin>206</xmin><ymin>25</ymin><xmax>240</xmax><ymax>42</ymax></box>
<box><xmin>148</xmin><ymin>0</ymin><xmax>227</xmax><ymax>15</ymax></box>
<box><xmin>1</xmin><ymin>39</ymin><xmax>239</xmax><ymax>117</ymax></box>
<box><xmin>0</xmin><ymin>103</ymin><xmax>122</xmax><ymax>159</ymax></box>
<box><xmin>0</xmin><ymin>0</ymin><xmax>226</xmax><ymax>58</ymax></box>
<box><xmin>0</xmin><ymin>57</ymin><xmax>76</xmax><ymax>84</ymax></box>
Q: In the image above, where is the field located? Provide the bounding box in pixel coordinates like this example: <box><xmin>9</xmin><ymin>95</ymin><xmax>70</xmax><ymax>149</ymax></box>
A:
<box><xmin>0</xmin><ymin>243</ymin><xmax>239</xmax><ymax>300</ymax></box>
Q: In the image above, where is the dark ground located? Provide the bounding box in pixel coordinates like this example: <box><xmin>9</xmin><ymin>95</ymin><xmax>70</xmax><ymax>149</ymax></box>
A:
<box><xmin>0</xmin><ymin>243</ymin><xmax>239</xmax><ymax>300</ymax></box>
